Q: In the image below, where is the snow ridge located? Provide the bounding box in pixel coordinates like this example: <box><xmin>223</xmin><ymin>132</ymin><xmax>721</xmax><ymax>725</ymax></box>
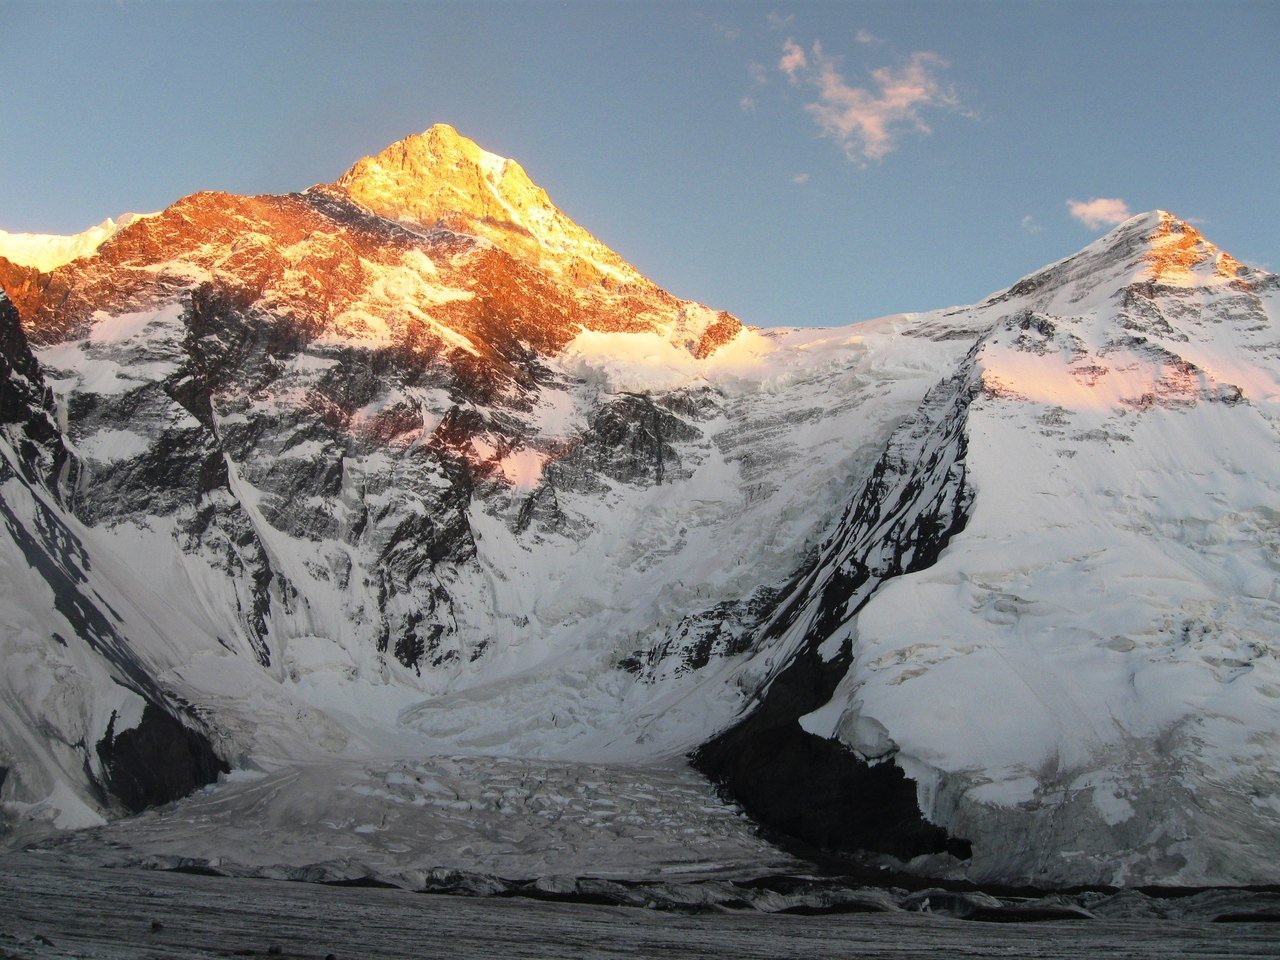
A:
<box><xmin>0</xmin><ymin>214</ymin><xmax>154</xmax><ymax>272</ymax></box>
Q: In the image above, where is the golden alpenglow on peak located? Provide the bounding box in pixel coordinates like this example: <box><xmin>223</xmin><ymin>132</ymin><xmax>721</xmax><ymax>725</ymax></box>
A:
<box><xmin>1144</xmin><ymin>210</ymin><xmax>1244</xmax><ymax>284</ymax></box>
<box><xmin>331</xmin><ymin>125</ymin><xmax>646</xmax><ymax>289</ymax></box>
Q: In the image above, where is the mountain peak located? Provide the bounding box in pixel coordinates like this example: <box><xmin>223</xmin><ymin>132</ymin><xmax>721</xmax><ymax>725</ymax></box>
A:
<box><xmin>329</xmin><ymin>126</ymin><xmax>645</xmax><ymax>289</ymax></box>
<box><xmin>1095</xmin><ymin>210</ymin><xmax>1243</xmax><ymax>281</ymax></box>
<box><xmin>993</xmin><ymin>209</ymin><xmax>1254</xmax><ymax>311</ymax></box>
<box><xmin>336</xmin><ymin>124</ymin><xmax>527</xmax><ymax>200</ymax></box>
<box><xmin>1143</xmin><ymin>210</ymin><xmax>1244</xmax><ymax>283</ymax></box>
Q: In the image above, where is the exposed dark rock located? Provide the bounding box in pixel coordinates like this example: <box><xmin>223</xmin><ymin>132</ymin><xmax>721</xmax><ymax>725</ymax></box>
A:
<box><xmin>630</xmin><ymin>586</ymin><xmax>782</xmax><ymax>680</ymax></box>
<box><xmin>0</xmin><ymin>293</ymin><xmax>76</xmax><ymax>492</ymax></box>
<box><xmin>694</xmin><ymin>642</ymin><xmax>965</xmax><ymax>862</ymax></box>
<box><xmin>95</xmin><ymin>704</ymin><xmax>228</xmax><ymax>814</ymax></box>
<box><xmin>551</xmin><ymin>392</ymin><xmax>701</xmax><ymax>488</ymax></box>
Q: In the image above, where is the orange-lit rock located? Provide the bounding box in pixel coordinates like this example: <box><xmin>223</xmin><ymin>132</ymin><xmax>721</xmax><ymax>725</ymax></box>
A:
<box><xmin>331</xmin><ymin>124</ymin><xmax>647</xmax><ymax>291</ymax></box>
<box><xmin>1145</xmin><ymin>211</ymin><xmax>1241</xmax><ymax>283</ymax></box>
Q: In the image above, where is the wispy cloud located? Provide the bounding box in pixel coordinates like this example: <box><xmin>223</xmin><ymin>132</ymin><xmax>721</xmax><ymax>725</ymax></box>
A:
<box><xmin>781</xmin><ymin>40</ymin><xmax>962</xmax><ymax>163</ymax></box>
<box><xmin>748</xmin><ymin>61</ymin><xmax>768</xmax><ymax>86</ymax></box>
<box><xmin>779</xmin><ymin>38</ymin><xmax>808</xmax><ymax>83</ymax></box>
<box><xmin>855</xmin><ymin>29</ymin><xmax>882</xmax><ymax>45</ymax></box>
<box><xmin>791</xmin><ymin>173</ymin><xmax>810</xmax><ymax>184</ymax></box>
<box><xmin>767</xmin><ymin>11</ymin><xmax>794</xmax><ymax>30</ymax></box>
<box><xmin>699</xmin><ymin>11</ymin><xmax>740</xmax><ymax>42</ymax></box>
<box><xmin>1020</xmin><ymin>215</ymin><xmax>1043</xmax><ymax>235</ymax></box>
<box><xmin>1067</xmin><ymin>197</ymin><xmax>1132</xmax><ymax>229</ymax></box>
<box><xmin>739</xmin><ymin>96</ymin><xmax>757</xmax><ymax>113</ymax></box>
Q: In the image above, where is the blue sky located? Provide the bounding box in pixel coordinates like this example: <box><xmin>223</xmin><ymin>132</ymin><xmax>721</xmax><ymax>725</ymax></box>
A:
<box><xmin>2</xmin><ymin>1</ymin><xmax>1276</xmax><ymax>327</ymax></box>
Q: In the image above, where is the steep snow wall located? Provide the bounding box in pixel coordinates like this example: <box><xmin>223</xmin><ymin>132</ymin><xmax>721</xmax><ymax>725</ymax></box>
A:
<box><xmin>695</xmin><ymin>344</ymin><xmax>981</xmax><ymax>862</ymax></box>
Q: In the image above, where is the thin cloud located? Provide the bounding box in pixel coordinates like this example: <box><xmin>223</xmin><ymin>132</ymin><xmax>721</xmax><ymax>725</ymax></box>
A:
<box><xmin>1020</xmin><ymin>215</ymin><xmax>1043</xmax><ymax>235</ymax></box>
<box><xmin>699</xmin><ymin>12</ymin><xmax>740</xmax><ymax>43</ymax></box>
<box><xmin>767</xmin><ymin>11</ymin><xmax>794</xmax><ymax>30</ymax></box>
<box><xmin>740</xmin><ymin>96</ymin><xmax>757</xmax><ymax>113</ymax></box>
<box><xmin>855</xmin><ymin>29</ymin><xmax>882</xmax><ymax>45</ymax></box>
<box><xmin>1067</xmin><ymin>197</ymin><xmax>1132</xmax><ymax>229</ymax></box>
<box><xmin>792</xmin><ymin>173</ymin><xmax>810</xmax><ymax>184</ymax></box>
<box><xmin>779</xmin><ymin>39</ymin><xmax>808</xmax><ymax>83</ymax></box>
<box><xmin>782</xmin><ymin>41</ymin><xmax>962</xmax><ymax>163</ymax></box>
<box><xmin>749</xmin><ymin>61</ymin><xmax>768</xmax><ymax>86</ymax></box>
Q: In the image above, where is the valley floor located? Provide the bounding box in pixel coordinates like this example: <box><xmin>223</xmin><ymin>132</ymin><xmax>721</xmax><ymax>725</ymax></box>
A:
<box><xmin>3</xmin><ymin>853</ymin><xmax>1278</xmax><ymax>960</ymax></box>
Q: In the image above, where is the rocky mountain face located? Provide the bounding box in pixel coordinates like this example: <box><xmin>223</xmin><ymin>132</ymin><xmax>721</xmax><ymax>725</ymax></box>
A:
<box><xmin>1</xmin><ymin>127</ymin><xmax>1277</xmax><ymax>887</ymax></box>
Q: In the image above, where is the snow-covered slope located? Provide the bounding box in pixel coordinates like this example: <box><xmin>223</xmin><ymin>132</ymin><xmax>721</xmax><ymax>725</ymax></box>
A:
<box><xmin>800</xmin><ymin>212</ymin><xmax>1280</xmax><ymax>884</ymax></box>
<box><xmin>0</xmin><ymin>127</ymin><xmax>1276</xmax><ymax>887</ymax></box>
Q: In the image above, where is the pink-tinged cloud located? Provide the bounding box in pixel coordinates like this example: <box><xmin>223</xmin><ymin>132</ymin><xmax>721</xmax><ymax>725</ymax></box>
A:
<box><xmin>1067</xmin><ymin>197</ymin><xmax>1132</xmax><ymax>229</ymax></box>
<box><xmin>779</xmin><ymin>39</ymin><xmax>808</xmax><ymax>83</ymax></box>
<box><xmin>785</xmin><ymin>42</ymin><xmax>960</xmax><ymax>163</ymax></box>
<box><xmin>791</xmin><ymin>172</ymin><xmax>810</xmax><ymax>184</ymax></box>
<box><xmin>739</xmin><ymin>96</ymin><xmax>757</xmax><ymax>113</ymax></box>
<box><xmin>855</xmin><ymin>29</ymin><xmax>882</xmax><ymax>45</ymax></box>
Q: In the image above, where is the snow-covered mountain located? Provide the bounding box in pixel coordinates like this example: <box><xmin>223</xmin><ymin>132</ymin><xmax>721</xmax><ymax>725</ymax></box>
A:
<box><xmin>1</xmin><ymin>126</ymin><xmax>1276</xmax><ymax>886</ymax></box>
